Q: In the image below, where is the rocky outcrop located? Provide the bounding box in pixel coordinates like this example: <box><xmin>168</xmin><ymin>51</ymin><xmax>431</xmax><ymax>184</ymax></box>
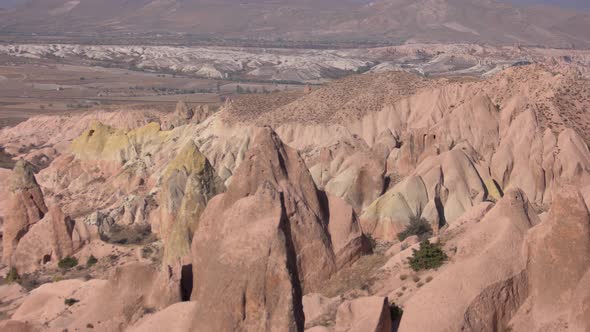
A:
<box><xmin>327</xmin><ymin>194</ymin><xmax>371</xmax><ymax>269</ymax></box>
<box><xmin>189</xmin><ymin>127</ymin><xmax>368</xmax><ymax>331</ymax></box>
<box><xmin>334</xmin><ymin>296</ymin><xmax>393</xmax><ymax>332</ymax></box>
<box><xmin>13</xmin><ymin>205</ymin><xmax>74</xmax><ymax>274</ymax></box>
<box><xmin>509</xmin><ymin>186</ymin><xmax>590</xmax><ymax>331</ymax></box>
<box><xmin>191</xmin><ymin>182</ymin><xmax>305</xmax><ymax>331</ymax></box>
<box><xmin>2</xmin><ymin>160</ymin><xmax>48</xmax><ymax>266</ymax></box>
<box><xmin>399</xmin><ymin>189</ymin><xmax>539</xmax><ymax>332</ymax></box>
<box><xmin>162</xmin><ymin>101</ymin><xmax>214</xmax><ymax>130</ymax></box>
<box><xmin>361</xmin><ymin>147</ymin><xmax>490</xmax><ymax>241</ymax></box>
<box><xmin>70</xmin><ymin>121</ymin><xmax>169</xmax><ymax>163</ymax></box>
<box><xmin>303</xmin><ymin>293</ymin><xmax>342</xmax><ymax>329</ymax></box>
<box><xmin>127</xmin><ymin>302</ymin><xmax>198</xmax><ymax>332</ymax></box>
<box><xmin>157</xmin><ymin>141</ymin><xmax>224</xmax><ymax>265</ymax></box>
<box><xmin>11</xmin><ymin>263</ymin><xmax>177</xmax><ymax>331</ymax></box>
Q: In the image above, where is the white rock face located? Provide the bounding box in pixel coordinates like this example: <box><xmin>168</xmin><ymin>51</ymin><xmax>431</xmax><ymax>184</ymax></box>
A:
<box><xmin>1</xmin><ymin>43</ymin><xmax>588</xmax><ymax>81</ymax></box>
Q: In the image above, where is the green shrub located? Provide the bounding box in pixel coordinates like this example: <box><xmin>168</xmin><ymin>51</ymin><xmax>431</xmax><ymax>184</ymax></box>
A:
<box><xmin>409</xmin><ymin>241</ymin><xmax>447</xmax><ymax>272</ymax></box>
<box><xmin>64</xmin><ymin>298</ymin><xmax>79</xmax><ymax>306</ymax></box>
<box><xmin>58</xmin><ymin>257</ymin><xmax>78</xmax><ymax>269</ymax></box>
<box><xmin>365</xmin><ymin>234</ymin><xmax>377</xmax><ymax>250</ymax></box>
<box><xmin>389</xmin><ymin>302</ymin><xmax>404</xmax><ymax>322</ymax></box>
<box><xmin>398</xmin><ymin>217</ymin><xmax>432</xmax><ymax>242</ymax></box>
<box><xmin>86</xmin><ymin>255</ymin><xmax>98</xmax><ymax>267</ymax></box>
<box><xmin>5</xmin><ymin>267</ymin><xmax>20</xmax><ymax>284</ymax></box>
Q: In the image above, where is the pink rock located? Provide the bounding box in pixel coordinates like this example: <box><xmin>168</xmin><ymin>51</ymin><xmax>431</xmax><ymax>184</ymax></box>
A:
<box><xmin>13</xmin><ymin>205</ymin><xmax>74</xmax><ymax>274</ymax></box>
<box><xmin>2</xmin><ymin>160</ymin><xmax>48</xmax><ymax>266</ymax></box>
<box><xmin>327</xmin><ymin>194</ymin><xmax>372</xmax><ymax>269</ymax></box>
<box><xmin>335</xmin><ymin>296</ymin><xmax>393</xmax><ymax>332</ymax></box>
<box><xmin>189</xmin><ymin>128</ymin><xmax>369</xmax><ymax>330</ymax></box>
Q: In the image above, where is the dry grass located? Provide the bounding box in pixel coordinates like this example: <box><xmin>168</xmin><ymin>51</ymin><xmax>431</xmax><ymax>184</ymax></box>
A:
<box><xmin>319</xmin><ymin>253</ymin><xmax>389</xmax><ymax>298</ymax></box>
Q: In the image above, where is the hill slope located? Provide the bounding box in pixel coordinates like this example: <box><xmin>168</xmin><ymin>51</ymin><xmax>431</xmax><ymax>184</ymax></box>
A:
<box><xmin>0</xmin><ymin>0</ymin><xmax>589</xmax><ymax>47</ymax></box>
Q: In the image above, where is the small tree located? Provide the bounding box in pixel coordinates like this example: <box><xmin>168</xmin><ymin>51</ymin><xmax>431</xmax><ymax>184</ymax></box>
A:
<box><xmin>58</xmin><ymin>257</ymin><xmax>78</xmax><ymax>269</ymax></box>
<box><xmin>86</xmin><ymin>255</ymin><xmax>98</xmax><ymax>267</ymax></box>
<box><xmin>5</xmin><ymin>267</ymin><xmax>20</xmax><ymax>284</ymax></box>
<box><xmin>64</xmin><ymin>298</ymin><xmax>79</xmax><ymax>306</ymax></box>
<box><xmin>398</xmin><ymin>216</ymin><xmax>432</xmax><ymax>241</ymax></box>
<box><xmin>409</xmin><ymin>241</ymin><xmax>447</xmax><ymax>272</ymax></box>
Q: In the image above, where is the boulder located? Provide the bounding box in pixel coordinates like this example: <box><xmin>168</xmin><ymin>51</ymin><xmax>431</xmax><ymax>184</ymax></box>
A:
<box><xmin>327</xmin><ymin>194</ymin><xmax>371</xmax><ymax>269</ymax></box>
<box><xmin>303</xmin><ymin>293</ymin><xmax>342</xmax><ymax>329</ymax></box>
<box><xmin>127</xmin><ymin>302</ymin><xmax>198</xmax><ymax>332</ymax></box>
<box><xmin>334</xmin><ymin>296</ymin><xmax>393</xmax><ymax>332</ymax></box>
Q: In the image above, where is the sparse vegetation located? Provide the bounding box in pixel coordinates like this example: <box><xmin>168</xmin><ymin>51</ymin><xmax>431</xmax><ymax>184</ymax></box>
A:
<box><xmin>64</xmin><ymin>298</ymin><xmax>79</xmax><ymax>306</ymax></box>
<box><xmin>86</xmin><ymin>255</ymin><xmax>98</xmax><ymax>267</ymax></box>
<box><xmin>365</xmin><ymin>234</ymin><xmax>378</xmax><ymax>250</ymax></box>
<box><xmin>58</xmin><ymin>257</ymin><xmax>79</xmax><ymax>269</ymax></box>
<box><xmin>5</xmin><ymin>267</ymin><xmax>21</xmax><ymax>284</ymax></box>
<box><xmin>399</xmin><ymin>274</ymin><xmax>408</xmax><ymax>281</ymax></box>
<box><xmin>409</xmin><ymin>241</ymin><xmax>448</xmax><ymax>272</ymax></box>
<box><xmin>417</xmin><ymin>282</ymin><xmax>424</xmax><ymax>288</ymax></box>
<box><xmin>141</xmin><ymin>246</ymin><xmax>154</xmax><ymax>258</ymax></box>
<box><xmin>398</xmin><ymin>216</ymin><xmax>432</xmax><ymax>242</ymax></box>
<box><xmin>425</xmin><ymin>276</ymin><xmax>433</xmax><ymax>283</ymax></box>
<box><xmin>412</xmin><ymin>275</ymin><xmax>421</xmax><ymax>283</ymax></box>
<box><xmin>389</xmin><ymin>302</ymin><xmax>404</xmax><ymax>322</ymax></box>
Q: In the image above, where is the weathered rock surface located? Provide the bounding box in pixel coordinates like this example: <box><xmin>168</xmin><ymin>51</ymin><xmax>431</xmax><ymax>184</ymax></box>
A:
<box><xmin>303</xmin><ymin>293</ymin><xmax>342</xmax><ymax>329</ymax></box>
<box><xmin>334</xmin><ymin>296</ymin><xmax>393</xmax><ymax>332</ymax></box>
<box><xmin>189</xmin><ymin>128</ymin><xmax>368</xmax><ymax>331</ymax></box>
<box><xmin>399</xmin><ymin>189</ymin><xmax>538</xmax><ymax>332</ymax></box>
<box><xmin>157</xmin><ymin>141</ymin><xmax>224</xmax><ymax>265</ymax></box>
<box><xmin>2</xmin><ymin>160</ymin><xmax>48</xmax><ymax>266</ymax></box>
<box><xmin>510</xmin><ymin>186</ymin><xmax>590</xmax><ymax>331</ymax></box>
<box><xmin>11</xmin><ymin>263</ymin><xmax>177</xmax><ymax>331</ymax></box>
<box><xmin>13</xmin><ymin>205</ymin><xmax>74</xmax><ymax>274</ymax></box>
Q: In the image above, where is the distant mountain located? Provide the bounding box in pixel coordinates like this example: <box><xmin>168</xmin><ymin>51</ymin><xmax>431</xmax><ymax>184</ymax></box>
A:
<box><xmin>1</xmin><ymin>0</ymin><xmax>589</xmax><ymax>47</ymax></box>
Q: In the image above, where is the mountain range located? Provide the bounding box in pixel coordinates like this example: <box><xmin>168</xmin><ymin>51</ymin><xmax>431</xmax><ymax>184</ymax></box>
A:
<box><xmin>1</xmin><ymin>0</ymin><xmax>590</xmax><ymax>47</ymax></box>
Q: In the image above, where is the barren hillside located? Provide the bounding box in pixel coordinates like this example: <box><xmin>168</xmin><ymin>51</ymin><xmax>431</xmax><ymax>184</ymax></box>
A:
<box><xmin>1</xmin><ymin>0</ymin><xmax>590</xmax><ymax>47</ymax></box>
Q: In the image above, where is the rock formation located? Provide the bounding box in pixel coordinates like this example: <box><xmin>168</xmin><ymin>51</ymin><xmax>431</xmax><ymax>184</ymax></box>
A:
<box><xmin>2</xmin><ymin>160</ymin><xmax>48</xmax><ymax>266</ymax></box>
<box><xmin>2</xmin><ymin>65</ymin><xmax>590</xmax><ymax>331</ymax></box>
<box><xmin>13</xmin><ymin>205</ymin><xmax>74</xmax><ymax>274</ymax></box>
<box><xmin>335</xmin><ymin>296</ymin><xmax>393</xmax><ymax>332</ymax></box>
<box><xmin>399</xmin><ymin>189</ymin><xmax>539</xmax><ymax>331</ymax></box>
<box><xmin>189</xmin><ymin>127</ymin><xmax>368</xmax><ymax>330</ymax></box>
